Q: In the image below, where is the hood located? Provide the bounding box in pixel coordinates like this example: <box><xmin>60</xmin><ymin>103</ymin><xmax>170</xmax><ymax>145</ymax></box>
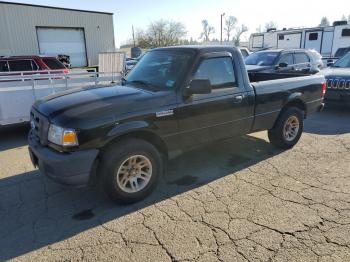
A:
<box><xmin>245</xmin><ymin>64</ymin><xmax>274</xmax><ymax>72</ymax></box>
<box><xmin>34</xmin><ymin>85</ymin><xmax>173</xmax><ymax>127</ymax></box>
<box><xmin>321</xmin><ymin>67</ymin><xmax>350</xmax><ymax>90</ymax></box>
<box><xmin>321</xmin><ymin>67</ymin><xmax>350</xmax><ymax>79</ymax></box>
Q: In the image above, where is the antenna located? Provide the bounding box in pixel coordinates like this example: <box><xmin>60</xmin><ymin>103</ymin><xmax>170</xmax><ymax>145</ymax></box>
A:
<box><xmin>132</xmin><ymin>25</ymin><xmax>136</xmax><ymax>48</ymax></box>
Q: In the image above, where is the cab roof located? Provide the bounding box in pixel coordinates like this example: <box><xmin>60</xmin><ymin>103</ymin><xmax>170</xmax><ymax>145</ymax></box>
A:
<box><xmin>152</xmin><ymin>45</ymin><xmax>239</xmax><ymax>54</ymax></box>
<box><xmin>0</xmin><ymin>55</ymin><xmax>57</xmax><ymax>60</ymax></box>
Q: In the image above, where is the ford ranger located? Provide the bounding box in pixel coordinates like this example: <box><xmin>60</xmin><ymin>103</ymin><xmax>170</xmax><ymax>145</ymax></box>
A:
<box><xmin>28</xmin><ymin>46</ymin><xmax>325</xmax><ymax>204</ymax></box>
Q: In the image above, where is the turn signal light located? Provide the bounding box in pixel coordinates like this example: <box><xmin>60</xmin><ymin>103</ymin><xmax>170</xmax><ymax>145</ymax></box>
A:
<box><xmin>63</xmin><ymin>131</ymin><xmax>78</xmax><ymax>146</ymax></box>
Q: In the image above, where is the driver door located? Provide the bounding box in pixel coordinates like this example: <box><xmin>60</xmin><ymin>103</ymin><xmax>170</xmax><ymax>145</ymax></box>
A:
<box><xmin>175</xmin><ymin>53</ymin><xmax>252</xmax><ymax>149</ymax></box>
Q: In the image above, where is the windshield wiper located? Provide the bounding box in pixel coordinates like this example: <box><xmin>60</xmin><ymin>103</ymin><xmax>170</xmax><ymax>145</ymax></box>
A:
<box><xmin>127</xmin><ymin>80</ymin><xmax>161</xmax><ymax>90</ymax></box>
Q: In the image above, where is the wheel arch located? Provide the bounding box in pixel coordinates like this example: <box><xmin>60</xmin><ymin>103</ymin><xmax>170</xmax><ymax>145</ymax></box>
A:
<box><xmin>89</xmin><ymin>122</ymin><xmax>169</xmax><ymax>185</ymax></box>
<box><xmin>270</xmin><ymin>97</ymin><xmax>306</xmax><ymax>131</ymax></box>
<box><xmin>101</xmin><ymin>121</ymin><xmax>169</xmax><ymax>161</ymax></box>
<box><xmin>282</xmin><ymin>95</ymin><xmax>307</xmax><ymax>118</ymax></box>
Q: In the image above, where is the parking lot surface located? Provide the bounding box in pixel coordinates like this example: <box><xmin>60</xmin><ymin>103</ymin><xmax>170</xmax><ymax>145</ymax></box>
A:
<box><xmin>0</xmin><ymin>108</ymin><xmax>350</xmax><ymax>261</ymax></box>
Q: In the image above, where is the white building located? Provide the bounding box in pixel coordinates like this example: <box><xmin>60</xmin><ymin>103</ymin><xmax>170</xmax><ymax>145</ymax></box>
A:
<box><xmin>249</xmin><ymin>22</ymin><xmax>350</xmax><ymax>58</ymax></box>
<box><xmin>0</xmin><ymin>1</ymin><xmax>115</xmax><ymax>67</ymax></box>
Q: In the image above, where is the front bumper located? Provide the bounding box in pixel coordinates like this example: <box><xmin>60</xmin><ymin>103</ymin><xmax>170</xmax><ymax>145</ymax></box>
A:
<box><xmin>324</xmin><ymin>90</ymin><xmax>350</xmax><ymax>107</ymax></box>
<box><xmin>28</xmin><ymin>130</ymin><xmax>99</xmax><ymax>187</ymax></box>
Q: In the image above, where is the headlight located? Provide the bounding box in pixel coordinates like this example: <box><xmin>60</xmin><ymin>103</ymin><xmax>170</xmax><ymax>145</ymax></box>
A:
<box><xmin>48</xmin><ymin>124</ymin><xmax>79</xmax><ymax>146</ymax></box>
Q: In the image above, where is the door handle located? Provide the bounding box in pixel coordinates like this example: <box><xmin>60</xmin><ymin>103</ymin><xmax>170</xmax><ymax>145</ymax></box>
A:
<box><xmin>233</xmin><ymin>95</ymin><xmax>243</xmax><ymax>103</ymax></box>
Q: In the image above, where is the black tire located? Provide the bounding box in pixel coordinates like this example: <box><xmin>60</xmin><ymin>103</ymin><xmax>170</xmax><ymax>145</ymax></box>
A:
<box><xmin>100</xmin><ymin>138</ymin><xmax>163</xmax><ymax>204</ymax></box>
<box><xmin>268</xmin><ymin>107</ymin><xmax>304</xmax><ymax>149</ymax></box>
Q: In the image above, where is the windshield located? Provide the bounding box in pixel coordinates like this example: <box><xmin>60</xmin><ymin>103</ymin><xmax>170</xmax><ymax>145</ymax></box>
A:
<box><xmin>335</xmin><ymin>48</ymin><xmax>350</xmax><ymax>58</ymax></box>
<box><xmin>333</xmin><ymin>52</ymin><xmax>350</xmax><ymax>68</ymax></box>
<box><xmin>245</xmin><ymin>52</ymin><xmax>279</xmax><ymax>66</ymax></box>
<box><xmin>126</xmin><ymin>50</ymin><xmax>194</xmax><ymax>90</ymax></box>
<box><xmin>43</xmin><ymin>58</ymin><xmax>66</xmax><ymax>69</ymax></box>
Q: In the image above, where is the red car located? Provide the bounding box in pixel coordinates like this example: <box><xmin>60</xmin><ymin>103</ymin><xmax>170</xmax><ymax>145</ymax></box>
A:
<box><xmin>0</xmin><ymin>56</ymin><xmax>69</xmax><ymax>80</ymax></box>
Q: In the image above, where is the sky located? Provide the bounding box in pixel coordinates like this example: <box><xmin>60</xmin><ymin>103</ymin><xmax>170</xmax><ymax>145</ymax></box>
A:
<box><xmin>4</xmin><ymin>0</ymin><xmax>350</xmax><ymax>47</ymax></box>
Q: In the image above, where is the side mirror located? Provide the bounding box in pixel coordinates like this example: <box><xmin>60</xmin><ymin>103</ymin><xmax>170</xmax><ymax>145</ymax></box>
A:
<box><xmin>184</xmin><ymin>79</ymin><xmax>212</xmax><ymax>96</ymax></box>
<box><xmin>277</xmin><ymin>62</ymin><xmax>288</xmax><ymax>68</ymax></box>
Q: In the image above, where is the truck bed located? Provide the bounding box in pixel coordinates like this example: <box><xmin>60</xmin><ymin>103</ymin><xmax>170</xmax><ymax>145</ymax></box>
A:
<box><xmin>248</xmin><ymin>71</ymin><xmax>314</xmax><ymax>83</ymax></box>
<box><xmin>251</xmin><ymin>74</ymin><xmax>325</xmax><ymax>132</ymax></box>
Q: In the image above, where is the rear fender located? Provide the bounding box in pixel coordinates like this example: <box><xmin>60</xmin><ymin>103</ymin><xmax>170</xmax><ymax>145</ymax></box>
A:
<box><xmin>280</xmin><ymin>93</ymin><xmax>307</xmax><ymax>118</ymax></box>
<box><xmin>284</xmin><ymin>92</ymin><xmax>303</xmax><ymax>105</ymax></box>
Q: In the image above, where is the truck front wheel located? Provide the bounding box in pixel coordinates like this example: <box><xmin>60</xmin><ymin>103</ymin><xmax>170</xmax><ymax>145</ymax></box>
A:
<box><xmin>100</xmin><ymin>138</ymin><xmax>162</xmax><ymax>204</ymax></box>
<box><xmin>268</xmin><ymin>107</ymin><xmax>304</xmax><ymax>149</ymax></box>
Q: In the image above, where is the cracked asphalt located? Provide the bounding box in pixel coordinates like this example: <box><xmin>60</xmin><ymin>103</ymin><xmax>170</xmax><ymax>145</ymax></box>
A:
<box><xmin>0</xmin><ymin>107</ymin><xmax>350</xmax><ymax>262</ymax></box>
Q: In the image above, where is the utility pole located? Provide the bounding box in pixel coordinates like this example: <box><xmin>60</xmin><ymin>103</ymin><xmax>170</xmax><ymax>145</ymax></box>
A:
<box><xmin>220</xmin><ymin>13</ymin><xmax>225</xmax><ymax>44</ymax></box>
<box><xmin>132</xmin><ymin>25</ymin><xmax>136</xmax><ymax>47</ymax></box>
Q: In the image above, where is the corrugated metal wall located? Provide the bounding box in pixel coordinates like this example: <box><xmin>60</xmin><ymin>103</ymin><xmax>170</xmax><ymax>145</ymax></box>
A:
<box><xmin>0</xmin><ymin>3</ymin><xmax>115</xmax><ymax>66</ymax></box>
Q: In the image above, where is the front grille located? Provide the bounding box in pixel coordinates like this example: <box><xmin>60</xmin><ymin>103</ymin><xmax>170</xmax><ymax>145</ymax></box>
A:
<box><xmin>333</xmin><ymin>79</ymin><xmax>338</xmax><ymax>89</ymax></box>
<box><xmin>326</xmin><ymin>78</ymin><xmax>350</xmax><ymax>90</ymax></box>
<box><xmin>30</xmin><ymin>109</ymin><xmax>49</xmax><ymax>145</ymax></box>
<box><xmin>326</xmin><ymin>79</ymin><xmax>333</xmax><ymax>89</ymax></box>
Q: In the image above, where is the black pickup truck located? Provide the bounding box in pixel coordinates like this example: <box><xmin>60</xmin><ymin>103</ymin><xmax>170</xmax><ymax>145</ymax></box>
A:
<box><xmin>28</xmin><ymin>46</ymin><xmax>325</xmax><ymax>204</ymax></box>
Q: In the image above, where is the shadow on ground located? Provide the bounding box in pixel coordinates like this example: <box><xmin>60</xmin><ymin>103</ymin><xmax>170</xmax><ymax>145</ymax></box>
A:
<box><xmin>304</xmin><ymin>106</ymin><xmax>350</xmax><ymax>135</ymax></box>
<box><xmin>0</xmin><ymin>123</ymin><xmax>29</xmax><ymax>151</ymax></box>
<box><xmin>0</xmin><ymin>133</ymin><xmax>281</xmax><ymax>260</ymax></box>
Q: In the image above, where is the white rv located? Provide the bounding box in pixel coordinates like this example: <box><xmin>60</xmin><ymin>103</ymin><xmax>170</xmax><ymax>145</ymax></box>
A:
<box><xmin>249</xmin><ymin>21</ymin><xmax>350</xmax><ymax>59</ymax></box>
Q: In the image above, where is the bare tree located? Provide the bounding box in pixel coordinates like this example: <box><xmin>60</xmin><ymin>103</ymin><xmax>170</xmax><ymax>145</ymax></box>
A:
<box><xmin>136</xmin><ymin>19</ymin><xmax>187</xmax><ymax>48</ymax></box>
<box><xmin>200</xmin><ymin>20</ymin><xmax>215</xmax><ymax>42</ymax></box>
<box><xmin>319</xmin><ymin>17</ymin><xmax>330</xmax><ymax>26</ymax></box>
<box><xmin>341</xmin><ymin>15</ymin><xmax>347</xmax><ymax>21</ymax></box>
<box><xmin>233</xmin><ymin>24</ymin><xmax>248</xmax><ymax>46</ymax></box>
<box><xmin>265</xmin><ymin>21</ymin><xmax>278</xmax><ymax>31</ymax></box>
<box><xmin>224</xmin><ymin>16</ymin><xmax>237</xmax><ymax>41</ymax></box>
<box><xmin>165</xmin><ymin>20</ymin><xmax>187</xmax><ymax>45</ymax></box>
<box><xmin>256</xmin><ymin>25</ymin><xmax>263</xmax><ymax>33</ymax></box>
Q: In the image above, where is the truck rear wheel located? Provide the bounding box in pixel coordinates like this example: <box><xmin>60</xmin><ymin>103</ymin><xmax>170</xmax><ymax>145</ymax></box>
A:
<box><xmin>100</xmin><ymin>138</ymin><xmax>162</xmax><ymax>204</ymax></box>
<box><xmin>268</xmin><ymin>107</ymin><xmax>304</xmax><ymax>149</ymax></box>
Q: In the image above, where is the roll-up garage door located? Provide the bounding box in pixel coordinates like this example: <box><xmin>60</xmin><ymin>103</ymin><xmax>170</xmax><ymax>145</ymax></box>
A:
<box><xmin>37</xmin><ymin>27</ymin><xmax>87</xmax><ymax>67</ymax></box>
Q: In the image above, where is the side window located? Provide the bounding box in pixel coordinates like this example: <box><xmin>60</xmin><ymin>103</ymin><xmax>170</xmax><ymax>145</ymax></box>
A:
<box><xmin>309</xmin><ymin>33</ymin><xmax>318</xmax><ymax>41</ymax></box>
<box><xmin>0</xmin><ymin>61</ymin><xmax>9</xmax><ymax>72</ymax></box>
<box><xmin>341</xmin><ymin>29</ymin><xmax>350</xmax><ymax>37</ymax></box>
<box><xmin>294</xmin><ymin>53</ymin><xmax>310</xmax><ymax>64</ymax></box>
<box><xmin>8</xmin><ymin>60</ymin><xmax>33</xmax><ymax>71</ymax></box>
<box><xmin>194</xmin><ymin>57</ymin><xmax>236</xmax><ymax>89</ymax></box>
<box><xmin>278</xmin><ymin>54</ymin><xmax>293</xmax><ymax>65</ymax></box>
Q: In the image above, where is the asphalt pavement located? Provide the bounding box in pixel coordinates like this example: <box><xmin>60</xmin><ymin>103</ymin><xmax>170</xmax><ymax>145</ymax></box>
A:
<box><xmin>0</xmin><ymin>107</ymin><xmax>349</xmax><ymax>261</ymax></box>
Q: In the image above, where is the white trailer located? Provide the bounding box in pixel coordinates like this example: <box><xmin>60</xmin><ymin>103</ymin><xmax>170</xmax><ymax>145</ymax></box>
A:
<box><xmin>278</xmin><ymin>31</ymin><xmax>302</xmax><ymax>49</ymax></box>
<box><xmin>249</xmin><ymin>22</ymin><xmax>350</xmax><ymax>58</ymax></box>
<box><xmin>0</xmin><ymin>71</ymin><xmax>121</xmax><ymax>126</ymax></box>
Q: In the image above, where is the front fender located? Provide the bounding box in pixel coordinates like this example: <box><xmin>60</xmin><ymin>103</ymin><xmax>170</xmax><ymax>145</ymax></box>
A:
<box><xmin>107</xmin><ymin>121</ymin><xmax>153</xmax><ymax>139</ymax></box>
<box><xmin>102</xmin><ymin>120</ymin><xmax>169</xmax><ymax>160</ymax></box>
